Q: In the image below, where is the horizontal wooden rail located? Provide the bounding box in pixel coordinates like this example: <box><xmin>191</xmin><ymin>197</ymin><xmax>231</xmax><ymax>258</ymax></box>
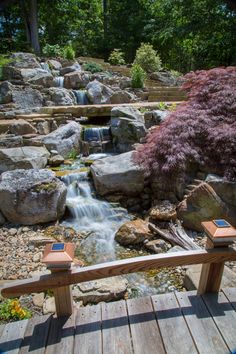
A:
<box><xmin>1</xmin><ymin>247</ymin><xmax>236</xmax><ymax>298</ymax></box>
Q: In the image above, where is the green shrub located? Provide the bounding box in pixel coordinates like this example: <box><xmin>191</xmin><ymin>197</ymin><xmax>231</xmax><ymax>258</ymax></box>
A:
<box><xmin>108</xmin><ymin>49</ymin><xmax>125</xmax><ymax>65</ymax></box>
<box><xmin>63</xmin><ymin>45</ymin><xmax>75</xmax><ymax>60</ymax></box>
<box><xmin>0</xmin><ymin>299</ymin><xmax>31</xmax><ymax>322</ymax></box>
<box><xmin>130</xmin><ymin>64</ymin><xmax>146</xmax><ymax>88</ymax></box>
<box><xmin>68</xmin><ymin>149</ymin><xmax>78</xmax><ymax>160</ymax></box>
<box><xmin>42</xmin><ymin>44</ymin><xmax>62</xmax><ymax>57</ymax></box>
<box><xmin>0</xmin><ymin>55</ymin><xmax>12</xmax><ymax>80</ymax></box>
<box><xmin>134</xmin><ymin>43</ymin><xmax>162</xmax><ymax>73</ymax></box>
<box><xmin>83</xmin><ymin>62</ymin><xmax>103</xmax><ymax>73</ymax></box>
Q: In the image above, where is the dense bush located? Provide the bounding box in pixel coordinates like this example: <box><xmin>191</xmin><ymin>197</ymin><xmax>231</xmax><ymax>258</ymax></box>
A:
<box><xmin>134</xmin><ymin>67</ymin><xmax>236</xmax><ymax>186</ymax></box>
<box><xmin>130</xmin><ymin>64</ymin><xmax>146</xmax><ymax>88</ymax></box>
<box><xmin>83</xmin><ymin>61</ymin><xmax>103</xmax><ymax>73</ymax></box>
<box><xmin>108</xmin><ymin>49</ymin><xmax>126</xmax><ymax>65</ymax></box>
<box><xmin>0</xmin><ymin>55</ymin><xmax>12</xmax><ymax>79</ymax></box>
<box><xmin>42</xmin><ymin>44</ymin><xmax>62</xmax><ymax>57</ymax></box>
<box><xmin>134</xmin><ymin>43</ymin><xmax>162</xmax><ymax>73</ymax></box>
<box><xmin>63</xmin><ymin>45</ymin><xmax>75</xmax><ymax>60</ymax></box>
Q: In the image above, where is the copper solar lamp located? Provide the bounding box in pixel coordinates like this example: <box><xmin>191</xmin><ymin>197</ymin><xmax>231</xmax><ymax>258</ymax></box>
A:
<box><xmin>42</xmin><ymin>242</ymin><xmax>75</xmax><ymax>316</ymax></box>
<box><xmin>198</xmin><ymin>219</ymin><xmax>236</xmax><ymax>294</ymax></box>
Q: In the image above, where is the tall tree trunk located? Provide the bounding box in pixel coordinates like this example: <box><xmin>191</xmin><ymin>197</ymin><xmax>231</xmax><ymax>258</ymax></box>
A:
<box><xmin>29</xmin><ymin>0</ymin><xmax>40</xmax><ymax>54</ymax></box>
<box><xmin>20</xmin><ymin>0</ymin><xmax>31</xmax><ymax>45</ymax></box>
<box><xmin>103</xmin><ymin>0</ymin><xmax>109</xmax><ymax>59</ymax></box>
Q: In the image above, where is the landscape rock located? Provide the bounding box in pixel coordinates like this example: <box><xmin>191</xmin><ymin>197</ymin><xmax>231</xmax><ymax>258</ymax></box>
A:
<box><xmin>0</xmin><ymin>211</ymin><xmax>6</xmax><ymax>225</ymax></box>
<box><xmin>177</xmin><ymin>182</ymin><xmax>231</xmax><ymax>231</ymax></box>
<box><xmin>0</xmin><ymin>135</ymin><xmax>23</xmax><ymax>148</ymax></box>
<box><xmin>48</xmin><ymin>154</ymin><xmax>64</xmax><ymax>167</ymax></box>
<box><xmin>144</xmin><ymin>109</ymin><xmax>169</xmax><ymax>129</ymax></box>
<box><xmin>32</xmin><ymin>292</ymin><xmax>45</xmax><ymax>308</ymax></box>
<box><xmin>28</xmin><ymin>70</ymin><xmax>54</xmax><ymax>87</ymax></box>
<box><xmin>110</xmin><ymin>90</ymin><xmax>134</xmax><ymax>104</ymax></box>
<box><xmin>91</xmin><ymin>151</ymin><xmax>145</xmax><ymax>197</ymax></box>
<box><xmin>119</xmin><ymin>77</ymin><xmax>132</xmax><ymax>89</ymax></box>
<box><xmin>41</xmin><ymin>121</ymin><xmax>82</xmax><ymax>157</ymax></box>
<box><xmin>115</xmin><ymin>219</ymin><xmax>152</xmax><ymax>245</ymax></box>
<box><xmin>72</xmin><ymin>277</ymin><xmax>128</xmax><ymax>305</ymax></box>
<box><xmin>0</xmin><ymin>146</ymin><xmax>50</xmax><ymax>173</ymax></box>
<box><xmin>37</xmin><ymin>121</ymin><xmax>50</xmax><ymax>135</ymax></box>
<box><xmin>0</xmin><ymin>81</ymin><xmax>13</xmax><ymax>104</ymax></box>
<box><xmin>144</xmin><ymin>239</ymin><xmax>169</xmax><ymax>253</ymax></box>
<box><xmin>12</xmin><ymin>87</ymin><xmax>43</xmax><ymax>109</ymax></box>
<box><xmin>111</xmin><ymin>106</ymin><xmax>144</xmax><ymax>123</ymax></box>
<box><xmin>0</xmin><ymin>169</ymin><xmax>67</xmax><ymax>225</ymax></box>
<box><xmin>206</xmin><ymin>174</ymin><xmax>236</xmax><ymax>208</ymax></box>
<box><xmin>86</xmin><ymin>80</ymin><xmax>114</xmax><ymax>104</ymax></box>
<box><xmin>64</xmin><ymin>71</ymin><xmax>90</xmax><ymax>89</ymax></box>
<box><xmin>43</xmin><ymin>296</ymin><xmax>56</xmax><ymax>314</ymax></box>
<box><xmin>60</xmin><ymin>62</ymin><xmax>81</xmax><ymax>76</ymax></box>
<box><xmin>10</xmin><ymin>52</ymin><xmax>41</xmax><ymax>69</ymax></box>
<box><xmin>48</xmin><ymin>59</ymin><xmax>62</xmax><ymax>70</ymax></box>
<box><xmin>9</xmin><ymin>119</ymin><xmax>37</xmax><ymax>135</ymax></box>
<box><xmin>148</xmin><ymin>200</ymin><xmax>177</xmax><ymax>222</ymax></box>
<box><xmin>149</xmin><ymin>70</ymin><xmax>179</xmax><ymax>86</ymax></box>
<box><xmin>46</xmin><ymin>87</ymin><xmax>76</xmax><ymax>106</ymax></box>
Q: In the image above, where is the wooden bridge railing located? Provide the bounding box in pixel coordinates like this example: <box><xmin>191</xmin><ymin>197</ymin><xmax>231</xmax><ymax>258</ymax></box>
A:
<box><xmin>1</xmin><ymin>222</ymin><xmax>236</xmax><ymax>317</ymax></box>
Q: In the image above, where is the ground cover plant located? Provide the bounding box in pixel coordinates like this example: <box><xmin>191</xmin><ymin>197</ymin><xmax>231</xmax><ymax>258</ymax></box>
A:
<box><xmin>134</xmin><ymin>67</ymin><xmax>236</xmax><ymax>186</ymax></box>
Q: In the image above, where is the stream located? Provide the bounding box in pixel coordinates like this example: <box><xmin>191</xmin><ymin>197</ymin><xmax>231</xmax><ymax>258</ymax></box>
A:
<box><xmin>59</xmin><ymin>154</ymin><xmax>184</xmax><ymax>297</ymax></box>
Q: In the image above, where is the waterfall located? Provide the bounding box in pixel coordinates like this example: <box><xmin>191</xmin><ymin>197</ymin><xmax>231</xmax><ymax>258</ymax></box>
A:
<box><xmin>40</xmin><ymin>62</ymin><xmax>51</xmax><ymax>72</ymax></box>
<box><xmin>73</xmin><ymin>90</ymin><xmax>89</xmax><ymax>105</ymax></box>
<box><xmin>62</xmin><ymin>171</ymin><xmax>129</xmax><ymax>262</ymax></box>
<box><xmin>55</xmin><ymin>76</ymin><xmax>64</xmax><ymax>88</ymax></box>
<box><xmin>82</xmin><ymin>126</ymin><xmax>112</xmax><ymax>155</ymax></box>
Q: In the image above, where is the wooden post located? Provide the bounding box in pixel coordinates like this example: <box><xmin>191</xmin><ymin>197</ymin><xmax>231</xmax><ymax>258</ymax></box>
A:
<box><xmin>197</xmin><ymin>220</ymin><xmax>236</xmax><ymax>295</ymax></box>
<box><xmin>51</xmin><ymin>269</ymin><xmax>73</xmax><ymax>317</ymax></box>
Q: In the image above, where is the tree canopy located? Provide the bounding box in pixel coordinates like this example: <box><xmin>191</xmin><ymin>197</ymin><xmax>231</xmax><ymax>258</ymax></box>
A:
<box><xmin>0</xmin><ymin>0</ymin><xmax>236</xmax><ymax>71</ymax></box>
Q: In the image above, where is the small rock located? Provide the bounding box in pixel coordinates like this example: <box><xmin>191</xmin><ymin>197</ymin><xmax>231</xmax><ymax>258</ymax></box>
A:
<box><xmin>32</xmin><ymin>292</ymin><xmax>45</xmax><ymax>307</ymax></box>
<box><xmin>33</xmin><ymin>252</ymin><xmax>42</xmax><ymax>263</ymax></box>
<box><xmin>43</xmin><ymin>297</ymin><xmax>56</xmax><ymax>314</ymax></box>
<box><xmin>144</xmin><ymin>239</ymin><xmax>169</xmax><ymax>253</ymax></box>
<box><xmin>148</xmin><ymin>200</ymin><xmax>177</xmax><ymax>222</ymax></box>
<box><xmin>115</xmin><ymin>219</ymin><xmax>152</xmax><ymax>246</ymax></box>
<box><xmin>8</xmin><ymin>228</ymin><xmax>18</xmax><ymax>236</ymax></box>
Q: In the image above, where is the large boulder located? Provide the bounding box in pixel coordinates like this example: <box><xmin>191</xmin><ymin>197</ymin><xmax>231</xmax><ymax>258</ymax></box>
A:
<box><xmin>0</xmin><ymin>81</ymin><xmax>13</xmax><ymax>104</ymax></box>
<box><xmin>206</xmin><ymin>174</ymin><xmax>236</xmax><ymax>208</ymax></box>
<box><xmin>0</xmin><ymin>146</ymin><xmax>50</xmax><ymax>173</ymax></box>
<box><xmin>9</xmin><ymin>119</ymin><xmax>37</xmax><ymax>135</ymax></box>
<box><xmin>12</xmin><ymin>87</ymin><xmax>43</xmax><ymax>109</ymax></box>
<box><xmin>0</xmin><ymin>169</ymin><xmax>67</xmax><ymax>225</ymax></box>
<box><xmin>110</xmin><ymin>90</ymin><xmax>135</xmax><ymax>104</ymax></box>
<box><xmin>177</xmin><ymin>182</ymin><xmax>233</xmax><ymax>231</ymax></box>
<box><xmin>60</xmin><ymin>62</ymin><xmax>81</xmax><ymax>76</ymax></box>
<box><xmin>27</xmin><ymin>70</ymin><xmax>54</xmax><ymax>87</ymax></box>
<box><xmin>47</xmin><ymin>59</ymin><xmax>62</xmax><ymax>70</ymax></box>
<box><xmin>91</xmin><ymin>151</ymin><xmax>145</xmax><ymax>197</ymax></box>
<box><xmin>115</xmin><ymin>219</ymin><xmax>152</xmax><ymax>246</ymax></box>
<box><xmin>110</xmin><ymin>106</ymin><xmax>146</xmax><ymax>152</ymax></box>
<box><xmin>46</xmin><ymin>87</ymin><xmax>76</xmax><ymax>106</ymax></box>
<box><xmin>149</xmin><ymin>70</ymin><xmax>180</xmax><ymax>86</ymax></box>
<box><xmin>144</xmin><ymin>110</ymin><xmax>169</xmax><ymax>129</ymax></box>
<box><xmin>86</xmin><ymin>80</ymin><xmax>114</xmax><ymax>104</ymax></box>
<box><xmin>10</xmin><ymin>52</ymin><xmax>41</xmax><ymax>69</ymax></box>
<box><xmin>0</xmin><ymin>135</ymin><xmax>23</xmax><ymax>148</ymax></box>
<box><xmin>41</xmin><ymin>121</ymin><xmax>82</xmax><ymax>157</ymax></box>
<box><xmin>64</xmin><ymin>71</ymin><xmax>90</xmax><ymax>89</ymax></box>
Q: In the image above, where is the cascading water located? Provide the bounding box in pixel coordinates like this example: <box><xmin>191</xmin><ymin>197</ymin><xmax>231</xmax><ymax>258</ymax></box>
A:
<box><xmin>40</xmin><ymin>62</ymin><xmax>51</xmax><ymax>72</ymax></box>
<box><xmin>60</xmin><ymin>158</ymin><xmax>184</xmax><ymax>297</ymax></box>
<box><xmin>82</xmin><ymin>126</ymin><xmax>112</xmax><ymax>155</ymax></box>
<box><xmin>73</xmin><ymin>90</ymin><xmax>89</xmax><ymax>105</ymax></box>
<box><xmin>55</xmin><ymin>76</ymin><xmax>64</xmax><ymax>88</ymax></box>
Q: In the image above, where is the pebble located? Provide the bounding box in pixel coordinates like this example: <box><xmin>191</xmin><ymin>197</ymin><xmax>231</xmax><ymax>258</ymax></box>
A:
<box><xmin>8</xmin><ymin>228</ymin><xmax>18</xmax><ymax>236</ymax></box>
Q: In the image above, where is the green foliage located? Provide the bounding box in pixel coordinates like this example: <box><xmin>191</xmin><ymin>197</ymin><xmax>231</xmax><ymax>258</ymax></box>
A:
<box><xmin>108</xmin><ymin>49</ymin><xmax>125</xmax><ymax>65</ymax></box>
<box><xmin>0</xmin><ymin>55</ymin><xmax>12</xmax><ymax>80</ymax></box>
<box><xmin>134</xmin><ymin>43</ymin><xmax>162</xmax><ymax>73</ymax></box>
<box><xmin>63</xmin><ymin>45</ymin><xmax>75</xmax><ymax>60</ymax></box>
<box><xmin>83</xmin><ymin>61</ymin><xmax>103</xmax><ymax>73</ymax></box>
<box><xmin>130</xmin><ymin>64</ymin><xmax>146</xmax><ymax>88</ymax></box>
<box><xmin>0</xmin><ymin>299</ymin><xmax>31</xmax><ymax>322</ymax></box>
<box><xmin>156</xmin><ymin>102</ymin><xmax>168</xmax><ymax>110</ymax></box>
<box><xmin>68</xmin><ymin>149</ymin><xmax>78</xmax><ymax>160</ymax></box>
<box><xmin>42</xmin><ymin>44</ymin><xmax>62</xmax><ymax>57</ymax></box>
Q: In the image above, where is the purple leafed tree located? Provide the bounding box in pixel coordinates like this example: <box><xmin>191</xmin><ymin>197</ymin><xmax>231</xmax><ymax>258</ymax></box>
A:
<box><xmin>134</xmin><ymin>67</ymin><xmax>236</xmax><ymax>187</ymax></box>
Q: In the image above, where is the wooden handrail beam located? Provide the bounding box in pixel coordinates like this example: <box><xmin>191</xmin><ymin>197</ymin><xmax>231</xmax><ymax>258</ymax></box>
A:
<box><xmin>1</xmin><ymin>247</ymin><xmax>236</xmax><ymax>298</ymax></box>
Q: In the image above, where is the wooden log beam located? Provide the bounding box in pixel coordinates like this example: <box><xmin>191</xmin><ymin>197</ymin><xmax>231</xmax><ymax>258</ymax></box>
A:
<box><xmin>1</xmin><ymin>248</ymin><xmax>236</xmax><ymax>298</ymax></box>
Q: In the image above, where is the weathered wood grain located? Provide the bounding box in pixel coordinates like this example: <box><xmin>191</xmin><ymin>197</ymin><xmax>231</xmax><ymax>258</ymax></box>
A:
<box><xmin>152</xmin><ymin>292</ymin><xmax>197</xmax><ymax>354</ymax></box>
<box><xmin>74</xmin><ymin>304</ymin><xmax>102</xmax><ymax>354</ymax></box>
<box><xmin>222</xmin><ymin>287</ymin><xmax>236</xmax><ymax>311</ymax></box>
<box><xmin>101</xmin><ymin>300</ymin><xmax>133</xmax><ymax>354</ymax></box>
<box><xmin>0</xmin><ymin>319</ymin><xmax>28</xmax><ymax>354</ymax></box>
<box><xmin>2</xmin><ymin>248</ymin><xmax>236</xmax><ymax>298</ymax></box>
<box><xmin>19</xmin><ymin>314</ymin><xmax>51</xmax><ymax>354</ymax></box>
<box><xmin>45</xmin><ymin>313</ymin><xmax>75</xmax><ymax>354</ymax></box>
<box><xmin>176</xmin><ymin>291</ymin><xmax>229</xmax><ymax>354</ymax></box>
<box><xmin>127</xmin><ymin>296</ymin><xmax>165</xmax><ymax>354</ymax></box>
<box><xmin>202</xmin><ymin>292</ymin><xmax>236</xmax><ymax>352</ymax></box>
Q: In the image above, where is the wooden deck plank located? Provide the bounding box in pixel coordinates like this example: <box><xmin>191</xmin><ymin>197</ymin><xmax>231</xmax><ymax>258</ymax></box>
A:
<box><xmin>74</xmin><ymin>304</ymin><xmax>102</xmax><ymax>354</ymax></box>
<box><xmin>152</xmin><ymin>293</ymin><xmax>198</xmax><ymax>354</ymax></box>
<box><xmin>176</xmin><ymin>291</ymin><xmax>229</xmax><ymax>354</ymax></box>
<box><xmin>127</xmin><ymin>296</ymin><xmax>165</xmax><ymax>354</ymax></box>
<box><xmin>101</xmin><ymin>300</ymin><xmax>133</xmax><ymax>354</ymax></box>
<box><xmin>19</xmin><ymin>314</ymin><xmax>51</xmax><ymax>354</ymax></box>
<box><xmin>223</xmin><ymin>287</ymin><xmax>236</xmax><ymax>311</ymax></box>
<box><xmin>202</xmin><ymin>292</ymin><xmax>236</xmax><ymax>352</ymax></box>
<box><xmin>0</xmin><ymin>319</ymin><xmax>28</xmax><ymax>354</ymax></box>
<box><xmin>45</xmin><ymin>313</ymin><xmax>75</xmax><ymax>354</ymax></box>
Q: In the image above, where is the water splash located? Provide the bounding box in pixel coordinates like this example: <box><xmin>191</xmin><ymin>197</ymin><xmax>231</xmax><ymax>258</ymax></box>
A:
<box><xmin>73</xmin><ymin>90</ymin><xmax>89</xmax><ymax>105</ymax></box>
<box><xmin>55</xmin><ymin>76</ymin><xmax>64</xmax><ymax>87</ymax></box>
